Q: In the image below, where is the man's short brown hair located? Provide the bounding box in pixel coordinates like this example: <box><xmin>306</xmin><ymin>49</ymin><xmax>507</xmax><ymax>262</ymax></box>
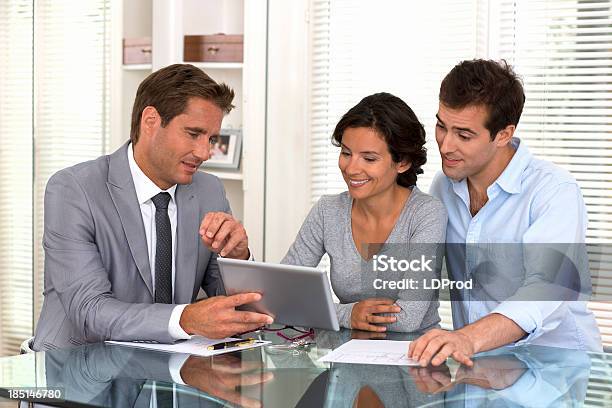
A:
<box><xmin>130</xmin><ymin>64</ymin><xmax>234</xmax><ymax>144</ymax></box>
<box><xmin>439</xmin><ymin>59</ymin><xmax>525</xmax><ymax>140</ymax></box>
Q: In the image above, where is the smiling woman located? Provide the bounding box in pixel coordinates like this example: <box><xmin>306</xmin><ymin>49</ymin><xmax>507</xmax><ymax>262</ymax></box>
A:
<box><xmin>282</xmin><ymin>93</ymin><xmax>448</xmax><ymax>333</ymax></box>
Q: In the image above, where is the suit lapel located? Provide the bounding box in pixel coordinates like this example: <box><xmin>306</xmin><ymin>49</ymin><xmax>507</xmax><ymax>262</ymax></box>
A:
<box><xmin>107</xmin><ymin>142</ymin><xmax>154</xmax><ymax>298</ymax></box>
<box><xmin>175</xmin><ymin>183</ymin><xmax>198</xmax><ymax>304</ymax></box>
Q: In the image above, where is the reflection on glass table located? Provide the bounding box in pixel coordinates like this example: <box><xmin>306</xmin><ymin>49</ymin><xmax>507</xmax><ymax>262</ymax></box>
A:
<box><xmin>0</xmin><ymin>327</ymin><xmax>610</xmax><ymax>407</ymax></box>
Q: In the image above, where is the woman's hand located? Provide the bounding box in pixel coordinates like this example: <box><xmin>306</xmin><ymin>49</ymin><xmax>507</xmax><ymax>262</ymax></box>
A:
<box><xmin>350</xmin><ymin>298</ymin><xmax>400</xmax><ymax>332</ymax></box>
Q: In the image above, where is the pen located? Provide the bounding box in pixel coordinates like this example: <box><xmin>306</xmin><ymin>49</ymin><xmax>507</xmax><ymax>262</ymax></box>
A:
<box><xmin>207</xmin><ymin>338</ymin><xmax>257</xmax><ymax>351</ymax></box>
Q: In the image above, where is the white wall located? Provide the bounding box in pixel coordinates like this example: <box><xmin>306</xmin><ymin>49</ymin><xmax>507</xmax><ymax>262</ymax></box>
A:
<box><xmin>264</xmin><ymin>0</ymin><xmax>311</xmax><ymax>261</ymax></box>
<box><xmin>241</xmin><ymin>0</ymin><xmax>268</xmax><ymax>260</ymax></box>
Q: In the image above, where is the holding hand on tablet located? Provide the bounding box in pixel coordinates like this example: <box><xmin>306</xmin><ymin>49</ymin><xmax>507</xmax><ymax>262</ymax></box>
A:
<box><xmin>200</xmin><ymin>211</ymin><xmax>249</xmax><ymax>259</ymax></box>
<box><xmin>350</xmin><ymin>298</ymin><xmax>400</xmax><ymax>332</ymax></box>
<box><xmin>180</xmin><ymin>293</ymin><xmax>273</xmax><ymax>339</ymax></box>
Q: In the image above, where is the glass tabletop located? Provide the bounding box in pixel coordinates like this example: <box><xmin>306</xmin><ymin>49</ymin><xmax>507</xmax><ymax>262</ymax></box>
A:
<box><xmin>0</xmin><ymin>327</ymin><xmax>611</xmax><ymax>407</ymax></box>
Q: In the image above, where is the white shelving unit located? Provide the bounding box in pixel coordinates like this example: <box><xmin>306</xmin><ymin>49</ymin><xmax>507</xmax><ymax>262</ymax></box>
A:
<box><xmin>204</xmin><ymin>169</ymin><xmax>244</xmax><ymax>181</ymax></box>
<box><xmin>122</xmin><ymin>62</ymin><xmax>243</xmax><ymax>70</ymax></box>
<box><xmin>122</xmin><ymin>63</ymin><xmax>152</xmax><ymax>71</ymax></box>
<box><xmin>111</xmin><ymin>0</ymin><xmax>267</xmax><ymax>258</ymax></box>
<box><xmin>190</xmin><ymin>62</ymin><xmax>244</xmax><ymax>70</ymax></box>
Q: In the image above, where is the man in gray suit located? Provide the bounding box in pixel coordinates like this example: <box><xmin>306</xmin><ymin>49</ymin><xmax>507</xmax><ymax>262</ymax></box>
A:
<box><xmin>33</xmin><ymin>64</ymin><xmax>272</xmax><ymax>351</ymax></box>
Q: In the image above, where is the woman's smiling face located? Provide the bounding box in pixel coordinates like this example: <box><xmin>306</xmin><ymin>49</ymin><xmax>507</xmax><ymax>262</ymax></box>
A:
<box><xmin>338</xmin><ymin>127</ymin><xmax>409</xmax><ymax>200</ymax></box>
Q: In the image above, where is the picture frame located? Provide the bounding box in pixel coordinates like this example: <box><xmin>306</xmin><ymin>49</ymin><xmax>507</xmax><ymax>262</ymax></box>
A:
<box><xmin>202</xmin><ymin>128</ymin><xmax>242</xmax><ymax>170</ymax></box>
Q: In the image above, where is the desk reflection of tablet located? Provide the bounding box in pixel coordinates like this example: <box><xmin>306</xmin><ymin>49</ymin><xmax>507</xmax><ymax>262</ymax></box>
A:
<box><xmin>218</xmin><ymin>258</ymin><xmax>340</xmax><ymax>331</ymax></box>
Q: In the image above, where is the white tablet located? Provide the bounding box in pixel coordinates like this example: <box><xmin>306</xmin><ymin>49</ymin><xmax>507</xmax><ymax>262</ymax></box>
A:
<box><xmin>217</xmin><ymin>258</ymin><xmax>340</xmax><ymax>331</ymax></box>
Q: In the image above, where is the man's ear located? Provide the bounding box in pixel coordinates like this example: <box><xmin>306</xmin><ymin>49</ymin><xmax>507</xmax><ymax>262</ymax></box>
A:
<box><xmin>140</xmin><ymin>106</ymin><xmax>160</xmax><ymax>138</ymax></box>
<box><xmin>397</xmin><ymin>161</ymin><xmax>412</xmax><ymax>174</ymax></box>
<box><xmin>494</xmin><ymin>124</ymin><xmax>516</xmax><ymax>147</ymax></box>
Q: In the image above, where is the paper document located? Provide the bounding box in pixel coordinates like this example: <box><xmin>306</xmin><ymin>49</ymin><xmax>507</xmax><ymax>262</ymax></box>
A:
<box><xmin>318</xmin><ymin>339</ymin><xmax>419</xmax><ymax>366</ymax></box>
<box><xmin>106</xmin><ymin>336</ymin><xmax>270</xmax><ymax>357</ymax></box>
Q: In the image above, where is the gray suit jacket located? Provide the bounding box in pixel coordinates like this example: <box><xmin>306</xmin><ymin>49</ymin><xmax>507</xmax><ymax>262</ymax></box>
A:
<box><xmin>33</xmin><ymin>142</ymin><xmax>228</xmax><ymax>351</ymax></box>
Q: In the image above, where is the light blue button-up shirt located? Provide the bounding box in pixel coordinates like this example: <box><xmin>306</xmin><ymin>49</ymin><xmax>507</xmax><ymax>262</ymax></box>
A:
<box><xmin>430</xmin><ymin>137</ymin><xmax>602</xmax><ymax>352</ymax></box>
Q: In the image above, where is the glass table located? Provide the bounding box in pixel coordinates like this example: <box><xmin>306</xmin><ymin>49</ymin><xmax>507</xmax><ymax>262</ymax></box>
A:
<box><xmin>0</xmin><ymin>327</ymin><xmax>611</xmax><ymax>407</ymax></box>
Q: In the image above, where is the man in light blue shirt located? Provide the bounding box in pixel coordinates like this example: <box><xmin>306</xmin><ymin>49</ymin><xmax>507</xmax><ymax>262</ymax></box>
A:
<box><xmin>409</xmin><ymin>59</ymin><xmax>602</xmax><ymax>367</ymax></box>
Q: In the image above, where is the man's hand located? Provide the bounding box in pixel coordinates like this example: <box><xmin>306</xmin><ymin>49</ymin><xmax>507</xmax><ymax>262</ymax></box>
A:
<box><xmin>408</xmin><ymin>328</ymin><xmax>475</xmax><ymax>367</ymax></box>
<box><xmin>407</xmin><ymin>356</ymin><xmax>527</xmax><ymax>394</ymax></box>
<box><xmin>180</xmin><ymin>293</ymin><xmax>273</xmax><ymax>338</ymax></box>
<box><xmin>409</xmin><ymin>364</ymin><xmax>453</xmax><ymax>394</ymax></box>
<box><xmin>350</xmin><ymin>298</ymin><xmax>400</xmax><ymax>332</ymax></box>
<box><xmin>455</xmin><ymin>356</ymin><xmax>527</xmax><ymax>390</ymax></box>
<box><xmin>200</xmin><ymin>212</ymin><xmax>249</xmax><ymax>259</ymax></box>
<box><xmin>409</xmin><ymin>314</ymin><xmax>526</xmax><ymax>367</ymax></box>
<box><xmin>180</xmin><ymin>355</ymin><xmax>274</xmax><ymax>408</ymax></box>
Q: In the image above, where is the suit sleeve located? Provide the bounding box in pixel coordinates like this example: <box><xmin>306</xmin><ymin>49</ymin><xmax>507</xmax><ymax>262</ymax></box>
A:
<box><xmin>43</xmin><ymin>170</ymin><xmax>176</xmax><ymax>343</ymax></box>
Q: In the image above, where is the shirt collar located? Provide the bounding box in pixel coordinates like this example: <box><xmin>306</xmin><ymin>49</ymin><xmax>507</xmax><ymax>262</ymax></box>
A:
<box><xmin>127</xmin><ymin>143</ymin><xmax>177</xmax><ymax>205</ymax></box>
<box><xmin>493</xmin><ymin>137</ymin><xmax>531</xmax><ymax>195</ymax></box>
<box><xmin>448</xmin><ymin>137</ymin><xmax>530</xmax><ymax>202</ymax></box>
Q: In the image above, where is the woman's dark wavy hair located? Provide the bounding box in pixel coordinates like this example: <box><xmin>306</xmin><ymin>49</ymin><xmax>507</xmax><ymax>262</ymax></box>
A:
<box><xmin>331</xmin><ymin>92</ymin><xmax>427</xmax><ymax>187</ymax></box>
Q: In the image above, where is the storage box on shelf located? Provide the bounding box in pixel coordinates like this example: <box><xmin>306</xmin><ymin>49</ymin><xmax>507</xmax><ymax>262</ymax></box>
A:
<box><xmin>184</xmin><ymin>34</ymin><xmax>244</xmax><ymax>63</ymax></box>
<box><xmin>123</xmin><ymin>37</ymin><xmax>152</xmax><ymax>65</ymax></box>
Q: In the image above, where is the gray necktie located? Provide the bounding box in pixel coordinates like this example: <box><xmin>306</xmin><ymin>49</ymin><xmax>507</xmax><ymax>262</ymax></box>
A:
<box><xmin>151</xmin><ymin>192</ymin><xmax>172</xmax><ymax>304</ymax></box>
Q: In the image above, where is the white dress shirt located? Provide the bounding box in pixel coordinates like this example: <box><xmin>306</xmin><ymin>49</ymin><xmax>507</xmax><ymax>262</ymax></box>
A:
<box><xmin>128</xmin><ymin>144</ymin><xmax>255</xmax><ymax>388</ymax></box>
<box><xmin>127</xmin><ymin>143</ymin><xmax>190</xmax><ymax>340</ymax></box>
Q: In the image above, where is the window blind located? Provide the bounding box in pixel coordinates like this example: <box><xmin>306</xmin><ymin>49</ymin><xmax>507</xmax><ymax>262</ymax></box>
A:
<box><xmin>32</xmin><ymin>0</ymin><xmax>112</xmax><ymax>328</ymax></box>
<box><xmin>492</xmin><ymin>0</ymin><xmax>612</xmax><ymax>349</ymax></box>
<box><xmin>308</xmin><ymin>0</ymin><xmax>484</xmax><ymax>329</ymax></box>
<box><xmin>0</xmin><ymin>1</ymin><xmax>34</xmax><ymax>357</ymax></box>
<box><xmin>0</xmin><ymin>0</ymin><xmax>111</xmax><ymax>356</ymax></box>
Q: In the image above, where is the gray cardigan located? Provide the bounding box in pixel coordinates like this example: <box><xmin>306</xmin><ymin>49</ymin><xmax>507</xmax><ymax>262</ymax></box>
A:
<box><xmin>282</xmin><ymin>187</ymin><xmax>447</xmax><ymax>332</ymax></box>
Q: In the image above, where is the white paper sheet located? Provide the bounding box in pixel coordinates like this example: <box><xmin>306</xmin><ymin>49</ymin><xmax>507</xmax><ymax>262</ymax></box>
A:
<box><xmin>106</xmin><ymin>336</ymin><xmax>270</xmax><ymax>357</ymax></box>
<box><xmin>318</xmin><ymin>339</ymin><xmax>419</xmax><ymax>366</ymax></box>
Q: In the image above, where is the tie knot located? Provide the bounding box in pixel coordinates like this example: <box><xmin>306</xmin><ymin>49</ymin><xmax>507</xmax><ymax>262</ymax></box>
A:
<box><xmin>151</xmin><ymin>192</ymin><xmax>171</xmax><ymax>210</ymax></box>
